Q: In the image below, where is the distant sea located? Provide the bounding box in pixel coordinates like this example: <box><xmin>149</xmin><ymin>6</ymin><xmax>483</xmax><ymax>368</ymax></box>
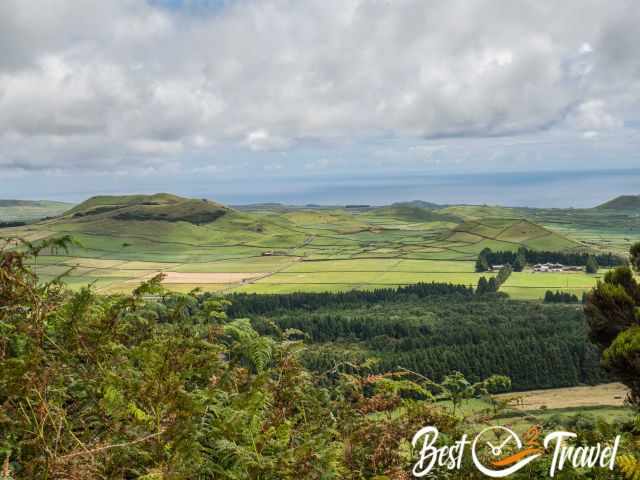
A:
<box><xmin>201</xmin><ymin>169</ymin><xmax>640</xmax><ymax>208</ymax></box>
<box><xmin>13</xmin><ymin>168</ymin><xmax>640</xmax><ymax>209</ymax></box>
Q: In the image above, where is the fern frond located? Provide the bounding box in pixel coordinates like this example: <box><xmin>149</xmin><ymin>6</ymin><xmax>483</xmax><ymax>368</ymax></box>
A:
<box><xmin>619</xmin><ymin>455</ymin><xmax>640</xmax><ymax>480</ymax></box>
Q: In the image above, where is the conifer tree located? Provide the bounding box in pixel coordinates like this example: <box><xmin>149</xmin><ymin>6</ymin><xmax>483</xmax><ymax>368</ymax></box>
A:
<box><xmin>585</xmin><ymin>243</ymin><xmax>640</xmax><ymax>406</ymax></box>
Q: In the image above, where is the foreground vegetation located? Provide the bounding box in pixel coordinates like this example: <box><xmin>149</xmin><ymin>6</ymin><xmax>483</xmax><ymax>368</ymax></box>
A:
<box><xmin>3</xmin><ymin>239</ymin><xmax>452</xmax><ymax>478</ymax></box>
<box><xmin>2</xmin><ymin>237</ymin><xmax>640</xmax><ymax>479</ymax></box>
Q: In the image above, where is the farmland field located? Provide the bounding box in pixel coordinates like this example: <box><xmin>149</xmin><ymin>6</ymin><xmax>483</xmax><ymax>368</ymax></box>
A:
<box><xmin>500</xmin><ymin>269</ymin><xmax>608</xmax><ymax>299</ymax></box>
<box><xmin>483</xmin><ymin>384</ymin><xmax>632</xmax><ymax>438</ymax></box>
<box><xmin>1</xmin><ymin>194</ymin><xmax>637</xmax><ymax>300</ymax></box>
<box><xmin>493</xmin><ymin>382</ymin><xmax>629</xmax><ymax>410</ymax></box>
<box><xmin>434</xmin><ymin>383</ymin><xmax>634</xmax><ymax>437</ymax></box>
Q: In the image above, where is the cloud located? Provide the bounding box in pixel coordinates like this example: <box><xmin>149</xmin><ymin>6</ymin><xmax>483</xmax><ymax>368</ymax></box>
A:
<box><xmin>0</xmin><ymin>0</ymin><xmax>639</xmax><ymax>173</ymax></box>
<box><xmin>579</xmin><ymin>43</ymin><xmax>593</xmax><ymax>54</ymax></box>
<box><xmin>243</xmin><ymin>129</ymin><xmax>291</xmax><ymax>152</ymax></box>
<box><xmin>129</xmin><ymin>139</ymin><xmax>184</xmax><ymax>155</ymax></box>
<box><xmin>569</xmin><ymin>100</ymin><xmax>623</xmax><ymax>131</ymax></box>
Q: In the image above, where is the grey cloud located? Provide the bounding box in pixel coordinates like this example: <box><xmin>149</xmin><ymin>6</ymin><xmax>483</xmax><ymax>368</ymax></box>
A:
<box><xmin>0</xmin><ymin>0</ymin><xmax>639</xmax><ymax>172</ymax></box>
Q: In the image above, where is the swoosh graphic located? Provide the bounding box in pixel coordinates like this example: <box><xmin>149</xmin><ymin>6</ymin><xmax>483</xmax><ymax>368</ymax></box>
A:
<box><xmin>475</xmin><ymin>453</ymin><xmax>542</xmax><ymax>478</ymax></box>
<box><xmin>492</xmin><ymin>448</ymin><xmax>543</xmax><ymax>467</ymax></box>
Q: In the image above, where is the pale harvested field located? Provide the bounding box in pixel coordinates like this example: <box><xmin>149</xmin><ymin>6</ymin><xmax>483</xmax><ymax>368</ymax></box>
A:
<box><xmin>137</xmin><ymin>271</ymin><xmax>265</xmax><ymax>284</ymax></box>
<box><xmin>2</xmin><ymin>228</ymin><xmax>53</xmax><ymax>243</ymax></box>
<box><xmin>496</xmin><ymin>383</ymin><xmax>629</xmax><ymax>410</ymax></box>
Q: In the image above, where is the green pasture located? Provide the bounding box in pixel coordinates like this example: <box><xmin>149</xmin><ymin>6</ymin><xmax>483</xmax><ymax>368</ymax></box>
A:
<box><xmin>233</xmin><ymin>282</ymin><xmax>361</xmax><ymax>294</ymax></box>
<box><xmin>173</xmin><ymin>257</ymin><xmax>295</xmax><ymax>273</ymax></box>
<box><xmin>4</xmin><ymin>195</ymin><xmax>634</xmax><ymax>296</ymax></box>
<box><xmin>498</xmin><ymin>270</ymin><xmax>607</xmax><ymax>300</ymax></box>
<box><xmin>0</xmin><ymin>200</ymin><xmax>70</xmax><ymax>222</ymax></box>
<box><xmin>500</xmin><ymin>287</ymin><xmax>590</xmax><ymax>300</ymax></box>
<box><xmin>231</xmin><ymin>258</ymin><xmax>495</xmax><ymax>293</ymax></box>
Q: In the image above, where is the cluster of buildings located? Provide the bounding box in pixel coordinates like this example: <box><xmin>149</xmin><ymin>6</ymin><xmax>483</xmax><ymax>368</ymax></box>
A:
<box><xmin>533</xmin><ymin>263</ymin><xmax>582</xmax><ymax>272</ymax></box>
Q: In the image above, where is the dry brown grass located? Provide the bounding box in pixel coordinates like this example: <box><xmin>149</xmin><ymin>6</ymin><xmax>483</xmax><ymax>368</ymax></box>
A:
<box><xmin>495</xmin><ymin>382</ymin><xmax>629</xmax><ymax>410</ymax></box>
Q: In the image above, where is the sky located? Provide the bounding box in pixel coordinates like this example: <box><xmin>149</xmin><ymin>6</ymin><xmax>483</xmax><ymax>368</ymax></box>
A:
<box><xmin>1</xmin><ymin>0</ymin><xmax>640</xmax><ymax>205</ymax></box>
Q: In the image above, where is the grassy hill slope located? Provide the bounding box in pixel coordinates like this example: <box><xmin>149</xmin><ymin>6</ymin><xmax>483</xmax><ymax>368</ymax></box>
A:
<box><xmin>597</xmin><ymin>194</ymin><xmax>640</xmax><ymax>210</ymax></box>
<box><xmin>0</xmin><ymin>194</ymin><xmax>616</xmax><ymax>299</ymax></box>
<box><xmin>371</xmin><ymin>204</ymin><xmax>461</xmax><ymax>223</ymax></box>
<box><xmin>65</xmin><ymin>193</ymin><xmax>183</xmax><ymax>214</ymax></box>
<box><xmin>444</xmin><ymin>218</ymin><xmax>580</xmax><ymax>252</ymax></box>
<box><xmin>66</xmin><ymin>193</ymin><xmax>228</xmax><ymax>225</ymax></box>
<box><xmin>0</xmin><ymin>200</ymin><xmax>71</xmax><ymax>223</ymax></box>
<box><xmin>390</xmin><ymin>200</ymin><xmax>444</xmax><ymax>209</ymax></box>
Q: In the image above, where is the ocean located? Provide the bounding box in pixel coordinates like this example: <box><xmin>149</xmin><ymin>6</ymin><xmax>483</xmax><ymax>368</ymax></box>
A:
<box><xmin>8</xmin><ymin>168</ymin><xmax>640</xmax><ymax>209</ymax></box>
<box><xmin>202</xmin><ymin>169</ymin><xmax>640</xmax><ymax>208</ymax></box>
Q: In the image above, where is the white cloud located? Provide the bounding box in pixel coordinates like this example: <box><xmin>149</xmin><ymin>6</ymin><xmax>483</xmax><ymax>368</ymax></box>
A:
<box><xmin>129</xmin><ymin>139</ymin><xmax>184</xmax><ymax>155</ymax></box>
<box><xmin>579</xmin><ymin>42</ymin><xmax>593</xmax><ymax>54</ymax></box>
<box><xmin>569</xmin><ymin>100</ymin><xmax>623</xmax><ymax>131</ymax></box>
<box><xmin>0</xmin><ymin>0</ymin><xmax>639</xmax><ymax>173</ymax></box>
<box><xmin>244</xmin><ymin>129</ymin><xmax>291</xmax><ymax>152</ymax></box>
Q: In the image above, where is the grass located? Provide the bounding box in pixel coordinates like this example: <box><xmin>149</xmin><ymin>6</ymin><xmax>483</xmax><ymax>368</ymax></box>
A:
<box><xmin>4</xmin><ymin>194</ymin><xmax>633</xmax><ymax>296</ymax></box>
<box><xmin>434</xmin><ymin>383</ymin><xmax>634</xmax><ymax>434</ymax></box>
<box><xmin>493</xmin><ymin>382</ymin><xmax>628</xmax><ymax>410</ymax></box>
<box><xmin>159</xmin><ymin>283</ymin><xmax>229</xmax><ymax>294</ymax></box>
<box><xmin>233</xmin><ymin>283</ymin><xmax>361</xmax><ymax>294</ymax></box>
<box><xmin>375</xmin><ymin>271</ymin><xmax>493</xmax><ymax>286</ymax></box>
<box><xmin>259</xmin><ymin>271</ymin><xmax>387</xmax><ymax>284</ymax></box>
<box><xmin>231</xmin><ymin>258</ymin><xmax>492</xmax><ymax>293</ymax></box>
<box><xmin>486</xmin><ymin>406</ymin><xmax>633</xmax><ymax>437</ymax></box>
<box><xmin>284</xmin><ymin>259</ymin><xmax>401</xmax><ymax>272</ymax></box>
<box><xmin>500</xmin><ymin>287</ymin><xmax>590</xmax><ymax>300</ymax></box>
<box><xmin>173</xmin><ymin>257</ymin><xmax>295</xmax><ymax>273</ymax></box>
<box><xmin>499</xmin><ymin>269</ymin><xmax>607</xmax><ymax>300</ymax></box>
<box><xmin>0</xmin><ymin>200</ymin><xmax>71</xmax><ymax>222</ymax></box>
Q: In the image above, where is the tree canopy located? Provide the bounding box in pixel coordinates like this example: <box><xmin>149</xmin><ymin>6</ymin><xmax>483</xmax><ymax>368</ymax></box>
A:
<box><xmin>585</xmin><ymin>242</ymin><xmax>640</xmax><ymax>406</ymax></box>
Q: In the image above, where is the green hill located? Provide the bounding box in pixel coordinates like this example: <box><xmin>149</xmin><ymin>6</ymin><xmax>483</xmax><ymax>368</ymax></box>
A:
<box><xmin>29</xmin><ymin>193</ymin><xmax>299</xmax><ymax>263</ymax></box>
<box><xmin>390</xmin><ymin>200</ymin><xmax>444</xmax><ymax>209</ymax></box>
<box><xmin>65</xmin><ymin>193</ymin><xmax>229</xmax><ymax>225</ymax></box>
<box><xmin>596</xmin><ymin>195</ymin><xmax>640</xmax><ymax>210</ymax></box>
<box><xmin>445</xmin><ymin>218</ymin><xmax>580</xmax><ymax>251</ymax></box>
<box><xmin>2</xmin><ymin>194</ymin><xmax>607</xmax><ymax>298</ymax></box>
<box><xmin>0</xmin><ymin>200</ymin><xmax>71</xmax><ymax>223</ymax></box>
<box><xmin>373</xmin><ymin>205</ymin><xmax>461</xmax><ymax>223</ymax></box>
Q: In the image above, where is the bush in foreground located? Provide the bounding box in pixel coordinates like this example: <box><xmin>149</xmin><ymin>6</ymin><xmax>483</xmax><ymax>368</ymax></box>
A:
<box><xmin>0</xmin><ymin>238</ymin><xmax>466</xmax><ymax>479</ymax></box>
